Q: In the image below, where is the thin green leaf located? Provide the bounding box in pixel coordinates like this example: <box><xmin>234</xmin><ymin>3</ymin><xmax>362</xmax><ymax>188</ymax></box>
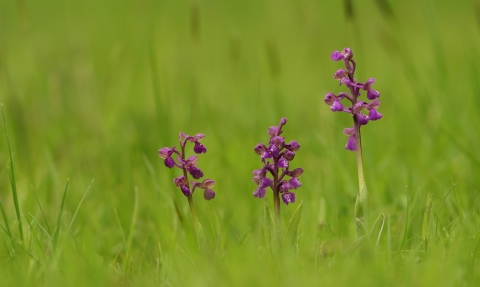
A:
<box><xmin>52</xmin><ymin>179</ymin><xmax>69</xmax><ymax>252</ymax></box>
<box><xmin>2</xmin><ymin>104</ymin><xmax>24</xmax><ymax>242</ymax></box>
<box><xmin>287</xmin><ymin>201</ymin><xmax>303</xmax><ymax>247</ymax></box>
<box><xmin>68</xmin><ymin>179</ymin><xmax>94</xmax><ymax>233</ymax></box>
<box><xmin>0</xmin><ymin>199</ymin><xmax>12</xmax><ymax>239</ymax></box>
<box><xmin>124</xmin><ymin>187</ymin><xmax>140</xmax><ymax>273</ymax></box>
<box><xmin>31</xmin><ymin>185</ymin><xmax>51</xmax><ymax>234</ymax></box>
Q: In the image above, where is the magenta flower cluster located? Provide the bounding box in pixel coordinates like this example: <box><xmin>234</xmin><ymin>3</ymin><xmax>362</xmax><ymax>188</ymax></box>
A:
<box><xmin>324</xmin><ymin>48</ymin><xmax>382</xmax><ymax>151</ymax></box>
<box><xmin>158</xmin><ymin>132</ymin><xmax>215</xmax><ymax>200</ymax></box>
<box><xmin>252</xmin><ymin>118</ymin><xmax>304</xmax><ymax>205</ymax></box>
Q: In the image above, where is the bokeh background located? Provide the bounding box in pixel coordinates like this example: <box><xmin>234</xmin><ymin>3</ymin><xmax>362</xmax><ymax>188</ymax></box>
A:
<box><xmin>1</xmin><ymin>0</ymin><xmax>479</xmax><ymax>285</ymax></box>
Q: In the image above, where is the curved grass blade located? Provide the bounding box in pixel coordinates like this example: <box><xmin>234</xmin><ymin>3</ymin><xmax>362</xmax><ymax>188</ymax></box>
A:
<box><xmin>2</xmin><ymin>104</ymin><xmax>24</xmax><ymax>242</ymax></box>
<box><xmin>287</xmin><ymin>201</ymin><xmax>303</xmax><ymax>247</ymax></box>
<box><xmin>52</xmin><ymin>179</ymin><xmax>69</xmax><ymax>252</ymax></box>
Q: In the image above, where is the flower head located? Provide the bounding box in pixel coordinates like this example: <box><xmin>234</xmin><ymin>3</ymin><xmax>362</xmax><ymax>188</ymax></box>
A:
<box><xmin>158</xmin><ymin>132</ymin><xmax>215</xmax><ymax>200</ymax></box>
<box><xmin>252</xmin><ymin>118</ymin><xmax>303</xmax><ymax>206</ymax></box>
<box><xmin>324</xmin><ymin>48</ymin><xmax>383</xmax><ymax>151</ymax></box>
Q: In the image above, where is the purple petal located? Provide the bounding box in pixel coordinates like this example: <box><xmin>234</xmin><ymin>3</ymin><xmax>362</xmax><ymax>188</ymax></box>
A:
<box><xmin>324</xmin><ymin>92</ymin><xmax>336</xmax><ymax>105</ymax></box>
<box><xmin>189</xmin><ymin>166</ymin><xmax>204</xmax><ymax>179</ymax></box>
<box><xmin>181</xmin><ymin>185</ymin><xmax>191</xmax><ymax>196</ymax></box>
<box><xmin>253</xmin><ymin>187</ymin><xmax>266</xmax><ymax>198</ymax></box>
<box><xmin>367</xmin><ymin>89</ymin><xmax>380</xmax><ymax>100</ymax></box>
<box><xmin>343</xmin><ymin>127</ymin><xmax>355</xmax><ymax>136</ymax></box>
<box><xmin>369</xmin><ymin>108</ymin><xmax>383</xmax><ymax>120</ymax></box>
<box><xmin>272</xmin><ymin>136</ymin><xmax>285</xmax><ymax>146</ymax></box>
<box><xmin>193</xmin><ymin>142</ymin><xmax>207</xmax><ymax>154</ymax></box>
<box><xmin>200</xmin><ymin>179</ymin><xmax>215</xmax><ymax>189</ymax></box>
<box><xmin>362</xmin><ymin>78</ymin><xmax>375</xmax><ymax>90</ymax></box>
<box><xmin>331</xmin><ymin>100</ymin><xmax>344</xmax><ymax>112</ymax></box>
<box><xmin>334</xmin><ymin>69</ymin><xmax>347</xmax><ymax>80</ymax></box>
<box><xmin>158</xmin><ymin>147</ymin><xmax>171</xmax><ymax>159</ymax></box>
<box><xmin>357</xmin><ymin>113</ymin><xmax>369</xmax><ymax>125</ymax></box>
<box><xmin>191</xmin><ymin>133</ymin><xmax>205</xmax><ymax>142</ymax></box>
<box><xmin>345</xmin><ymin>135</ymin><xmax>357</xmax><ymax>151</ymax></box>
<box><xmin>278</xmin><ymin>158</ymin><xmax>289</xmax><ymax>168</ymax></box>
<box><xmin>259</xmin><ymin>177</ymin><xmax>272</xmax><ymax>189</ymax></box>
<box><xmin>261</xmin><ymin>151</ymin><xmax>272</xmax><ymax>163</ymax></box>
<box><xmin>204</xmin><ymin>188</ymin><xmax>215</xmax><ymax>200</ymax></box>
<box><xmin>164</xmin><ymin>157</ymin><xmax>175</xmax><ymax>168</ymax></box>
<box><xmin>330</xmin><ymin>50</ymin><xmax>344</xmax><ymax>61</ymax></box>
<box><xmin>289</xmin><ymin>177</ymin><xmax>302</xmax><ymax>189</ymax></box>
<box><xmin>174</xmin><ymin>175</ymin><xmax>187</xmax><ymax>187</ymax></box>
<box><xmin>281</xmin><ymin>192</ymin><xmax>296</xmax><ymax>205</ymax></box>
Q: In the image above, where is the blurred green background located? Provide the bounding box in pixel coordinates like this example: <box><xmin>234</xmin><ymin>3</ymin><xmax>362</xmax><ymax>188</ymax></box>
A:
<box><xmin>1</xmin><ymin>0</ymin><xmax>480</xmax><ymax>285</ymax></box>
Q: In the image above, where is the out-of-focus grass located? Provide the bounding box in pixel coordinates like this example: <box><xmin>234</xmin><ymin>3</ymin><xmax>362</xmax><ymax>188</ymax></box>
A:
<box><xmin>0</xmin><ymin>0</ymin><xmax>479</xmax><ymax>286</ymax></box>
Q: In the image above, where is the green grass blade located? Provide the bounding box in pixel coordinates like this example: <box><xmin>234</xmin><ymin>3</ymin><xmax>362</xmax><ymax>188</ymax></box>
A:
<box><xmin>114</xmin><ymin>209</ymin><xmax>128</xmax><ymax>249</ymax></box>
<box><xmin>31</xmin><ymin>185</ymin><xmax>51</xmax><ymax>234</ymax></box>
<box><xmin>0</xmin><ymin>199</ymin><xmax>12</xmax><ymax>239</ymax></box>
<box><xmin>286</xmin><ymin>201</ymin><xmax>303</xmax><ymax>248</ymax></box>
<box><xmin>2</xmin><ymin>104</ymin><xmax>24</xmax><ymax>242</ymax></box>
<box><xmin>28</xmin><ymin>212</ymin><xmax>52</xmax><ymax>240</ymax></box>
<box><xmin>422</xmin><ymin>192</ymin><xmax>433</xmax><ymax>253</ymax></box>
<box><xmin>124</xmin><ymin>187</ymin><xmax>140</xmax><ymax>273</ymax></box>
<box><xmin>67</xmin><ymin>178</ymin><xmax>94</xmax><ymax>233</ymax></box>
<box><xmin>370</xmin><ymin>213</ymin><xmax>385</xmax><ymax>249</ymax></box>
<box><xmin>52</xmin><ymin>179</ymin><xmax>69</xmax><ymax>252</ymax></box>
<box><xmin>263</xmin><ymin>200</ymin><xmax>275</xmax><ymax>247</ymax></box>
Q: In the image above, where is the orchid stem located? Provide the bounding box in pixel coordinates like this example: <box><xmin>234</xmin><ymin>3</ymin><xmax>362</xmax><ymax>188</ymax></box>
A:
<box><xmin>354</xmin><ymin>120</ymin><xmax>369</xmax><ymax>239</ymax></box>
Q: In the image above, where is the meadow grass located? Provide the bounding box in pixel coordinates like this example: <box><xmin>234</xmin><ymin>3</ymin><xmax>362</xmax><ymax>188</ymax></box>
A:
<box><xmin>0</xmin><ymin>0</ymin><xmax>479</xmax><ymax>286</ymax></box>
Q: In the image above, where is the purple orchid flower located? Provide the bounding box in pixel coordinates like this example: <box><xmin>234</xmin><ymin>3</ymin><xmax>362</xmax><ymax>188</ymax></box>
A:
<box><xmin>158</xmin><ymin>132</ymin><xmax>215</xmax><ymax>200</ymax></box>
<box><xmin>252</xmin><ymin>118</ymin><xmax>304</xmax><ymax>219</ymax></box>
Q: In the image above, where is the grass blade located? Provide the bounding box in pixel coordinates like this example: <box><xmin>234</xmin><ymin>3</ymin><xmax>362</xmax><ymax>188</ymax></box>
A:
<box><xmin>68</xmin><ymin>178</ymin><xmax>94</xmax><ymax>233</ymax></box>
<box><xmin>0</xmin><ymin>199</ymin><xmax>12</xmax><ymax>239</ymax></box>
<box><xmin>286</xmin><ymin>201</ymin><xmax>303</xmax><ymax>248</ymax></box>
<box><xmin>52</xmin><ymin>179</ymin><xmax>69</xmax><ymax>252</ymax></box>
<box><xmin>2</xmin><ymin>104</ymin><xmax>24</xmax><ymax>242</ymax></box>
<box><xmin>118</xmin><ymin>187</ymin><xmax>140</xmax><ymax>274</ymax></box>
<box><xmin>31</xmin><ymin>185</ymin><xmax>51</xmax><ymax>234</ymax></box>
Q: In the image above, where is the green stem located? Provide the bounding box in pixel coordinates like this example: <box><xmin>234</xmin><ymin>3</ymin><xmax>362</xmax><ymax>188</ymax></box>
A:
<box><xmin>187</xmin><ymin>195</ymin><xmax>199</xmax><ymax>233</ymax></box>
<box><xmin>354</xmin><ymin>120</ymin><xmax>368</xmax><ymax>239</ymax></box>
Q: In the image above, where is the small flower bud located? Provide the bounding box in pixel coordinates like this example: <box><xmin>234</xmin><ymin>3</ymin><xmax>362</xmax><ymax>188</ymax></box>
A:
<box><xmin>342</xmin><ymin>48</ymin><xmax>353</xmax><ymax>60</ymax></box>
<box><xmin>331</xmin><ymin>50</ymin><xmax>344</xmax><ymax>61</ymax></box>
<box><xmin>283</xmin><ymin>150</ymin><xmax>295</xmax><ymax>161</ymax></box>
<box><xmin>289</xmin><ymin>167</ymin><xmax>304</xmax><ymax>178</ymax></box>
<box><xmin>181</xmin><ymin>185</ymin><xmax>191</xmax><ymax>196</ymax></box>
<box><xmin>254</xmin><ymin>143</ymin><xmax>267</xmax><ymax>155</ymax></box>
<box><xmin>285</xmin><ymin>140</ymin><xmax>300</xmax><ymax>151</ymax></box>
<box><xmin>268</xmin><ymin>126</ymin><xmax>278</xmax><ymax>137</ymax></box>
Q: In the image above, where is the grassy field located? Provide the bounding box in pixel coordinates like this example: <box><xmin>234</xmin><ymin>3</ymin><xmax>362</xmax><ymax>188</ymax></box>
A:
<box><xmin>1</xmin><ymin>0</ymin><xmax>480</xmax><ymax>285</ymax></box>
